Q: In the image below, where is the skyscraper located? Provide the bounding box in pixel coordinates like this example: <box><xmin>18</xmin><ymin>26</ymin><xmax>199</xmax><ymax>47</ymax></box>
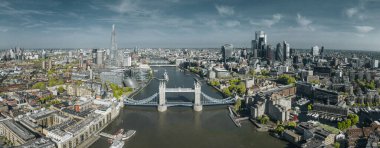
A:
<box><xmin>251</xmin><ymin>31</ymin><xmax>267</xmax><ymax>58</ymax></box>
<box><xmin>276</xmin><ymin>43</ymin><xmax>284</xmax><ymax>62</ymax></box>
<box><xmin>221</xmin><ymin>44</ymin><xmax>233</xmax><ymax>63</ymax></box>
<box><xmin>312</xmin><ymin>46</ymin><xmax>320</xmax><ymax>56</ymax></box>
<box><xmin>110</xmin><ymin>24</ymin><xmax>118</xmax><ymax>66</ymax></box>
<box><xmin>283</xmin><ymin>41</ymin><xmax>290</xmax><ymax>60</ymax></box>
<box><xmin>92</xmin><ymin>49</ymin><xmax>98</xmax><ymax>64</ymax></box>
<box><xmin>266</xmin><ymin>45</ymin><xmax>273</xmax><ymax>61</ymax></box>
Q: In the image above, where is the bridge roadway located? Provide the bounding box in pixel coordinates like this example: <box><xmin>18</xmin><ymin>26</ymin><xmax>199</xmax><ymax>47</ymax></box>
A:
<box><xmin>165</xmin><ymin>88</ymin><xmax>194</xmax><ymax>92</ymax></box>
<box><xmin>149</xmin><ymin>65</ymin><xmax>177</xmax><ymax>67</ymax></box>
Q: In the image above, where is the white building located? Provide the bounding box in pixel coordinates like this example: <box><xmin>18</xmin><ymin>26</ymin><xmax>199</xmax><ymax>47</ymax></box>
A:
<box><xmin>312</xmin><ymin>46</ymin><xmax>319</xmax><ymax>56</ymax></box>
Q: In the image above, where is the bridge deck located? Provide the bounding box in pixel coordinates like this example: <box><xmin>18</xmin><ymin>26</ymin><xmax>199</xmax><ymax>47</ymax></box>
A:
<box><xmin>165</xmin><ymin>88</ymin><xmax>194</xmax><ymax>92</ymax></box>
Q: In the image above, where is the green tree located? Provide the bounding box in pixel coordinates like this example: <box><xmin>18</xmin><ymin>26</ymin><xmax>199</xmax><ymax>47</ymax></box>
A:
<box><xmin>234</xmin><ymin>99</ymin><xmax>242</xmax><ymax>112</ymax></box>
<box><xmin>222</xmin><ymin>88</ymin><xmax>232</xmax><ymax>96</ymax></box>
<box><xmin>287</xmin><ymin>121</ymin><xmax>297</xmax><ymax>128</ymax></box>
<box><xmin>275</xmin><ymin>125</ymin><xmax>285</xmax><ymax>134</ymax></box>
<box><xmin>260</xmin><ymin>115</ymin><xmax>269</xmax><ymax>124</ymax></box>
<box><xmin>32</xmin><ymin>82</ymin><xmax>46</xmax><ymax>90</ymax></box>
<box><xmin>366</xmin><ymin>80</ymin><xmax>376</xmax><ymax>90</ymax></box>
<box><xmin>345</xmin><ymin>119</ymin><xmax>351</xmax><ymax>127</ymax></box>
<box><xmin>337</xmin><ymin>122</ymin><xmax>342</xmax><ymax>130</ymax></box>
<box><xmin>278</xmin><ymin>74</ymin><xmax>296</xmax><ymax>85</ymax></box>
<box><xmin>57</xmin><ymin>86</ymin><xmax>65</xmax><ymax>93</ymax></box>
<box><xmin>210</xmin><ymin>80</ymin><xmax>220</xmax><ymax>86</ymax></box>
<box><xmin>307</xmin><ymin>104</ymin><xmax>313</xmax><ymax>111</ymax></box>
<box><xmin>261</xmin><ymin>70</ymin><xmax>269</xmax><ymax>76</ymax></box>
<box><xmin>333</xmin><ymin>142</ymin><xmax>340</xmax><ymax>148</ymax></box>
<box><xmin>348</xmin><ymin>114</ymin><xmax>359</xmax><ymax>125</ymax></box>
<box><xmin>237</xmin><ymin>82</ymin><xmax>246</xmax><ymax>95</ymax></box>
<box><xmin>229</xmin><ymin>79</ymin><xmax>240</xmax><ymax>85</ymax></box>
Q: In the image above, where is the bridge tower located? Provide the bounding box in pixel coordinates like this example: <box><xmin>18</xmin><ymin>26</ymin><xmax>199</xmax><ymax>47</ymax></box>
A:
<box><xmin>193</xmin><ymin>80</ymin><xmax>202</xmax><ymax>111</ymax></box>
<box><xmin>158</xmin><ymin>80</ymin><xmax>167</xmax><ymax>112</ymax></box>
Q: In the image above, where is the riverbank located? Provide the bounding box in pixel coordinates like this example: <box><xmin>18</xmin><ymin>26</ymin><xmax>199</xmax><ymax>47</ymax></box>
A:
<box><xmin>128</xmin><ymin>77</ymin><xmax>153</xmax><ymax>98</ymax></box>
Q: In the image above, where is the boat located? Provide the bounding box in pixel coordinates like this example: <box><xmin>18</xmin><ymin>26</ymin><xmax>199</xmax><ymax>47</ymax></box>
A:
<box><xmin>100</xmin><ymin>128</ymin><xmax>136</xmax><ymax>148</ymax></box>
<box><xmin>110</xmin><ymin>140</ymin><xmax>124</xmax><ymax>148</ymax></box>
<box><xmin>122</xmin><ymin>130</ymin><xmax>136</xmax><ymax>140</ymax></box>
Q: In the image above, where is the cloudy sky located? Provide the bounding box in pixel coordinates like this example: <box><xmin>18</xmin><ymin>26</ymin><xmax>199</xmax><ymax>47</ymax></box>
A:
<box><xmin>0</xmin><ymin>0</ymin><xmax>379</xmax><ymax>50</ymax></box>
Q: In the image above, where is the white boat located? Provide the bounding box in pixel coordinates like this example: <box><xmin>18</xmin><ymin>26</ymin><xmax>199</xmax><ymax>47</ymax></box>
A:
<box><xmin>110</xmin><ymin>140</ymin><xmax>124</xmax><ymax>148</ymax></box>
<box><xmin>122</xmin><ymin>130</ymin><xmax>136</xmax><ymax>140</ymax></box>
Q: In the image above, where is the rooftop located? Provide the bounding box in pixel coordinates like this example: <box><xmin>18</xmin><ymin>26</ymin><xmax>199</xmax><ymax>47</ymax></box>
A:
<box><xmin>2</xmin><ymin>120</ymin><xmax>35</xmax><ymax>141</ymax></box>
<box><xmin>15</xmin><ymin>137</ymin><xmax>56</xmax><ymax>148</ymax></box>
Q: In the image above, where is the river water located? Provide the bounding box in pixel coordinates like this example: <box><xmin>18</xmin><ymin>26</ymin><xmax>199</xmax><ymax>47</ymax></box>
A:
<box><xmin>91</xmin><ymin>67</ymin><xmax>289</xmax><ymax>148</ymax></box>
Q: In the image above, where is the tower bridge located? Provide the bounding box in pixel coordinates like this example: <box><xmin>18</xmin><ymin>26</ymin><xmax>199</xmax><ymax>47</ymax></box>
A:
<box><xmin>124</xmin><ymin>78</ymin><xmax>235</xmax><ymax>112</ymax></box>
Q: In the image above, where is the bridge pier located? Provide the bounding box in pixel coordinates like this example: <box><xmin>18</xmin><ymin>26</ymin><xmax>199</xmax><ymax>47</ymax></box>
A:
<box><xmin>193</xmin><ymin>80</ymin><xmax>202</xmax><ymax>111</ymax></box>
<box><xmin>158</xmin><ymin>105</ymin><xmax>167</xmax><ymax>112</ymax></box>
<box><xmin>158</xmin><ymin>80</ymin><xmax>167</xmax><ymax>112</ymax></box>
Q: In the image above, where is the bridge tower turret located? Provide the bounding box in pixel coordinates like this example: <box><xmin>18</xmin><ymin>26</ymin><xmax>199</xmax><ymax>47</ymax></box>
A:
<box><xmin>158</xmin><ymin>80</ymin><xmax>167</xmax><ymax>112</ymax></box>
<box><xmin>193</xmin><ymin>79</ymin><xmax>202</xmax><ymax>111</ymax></box>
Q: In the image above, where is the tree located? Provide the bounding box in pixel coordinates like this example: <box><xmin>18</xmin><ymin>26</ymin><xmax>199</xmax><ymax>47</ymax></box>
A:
<box><xmin>337</xmin><ymin>122</ymin><xmax>343</xmax><ymax>130</ymax></box>
<box><xmin>345</xmin><ymin>119</ymin><xmax>352</xmax><ymax>127</ymax></box>
<box><xmin>261</xmin><ymin>70</ymin><xmax>269</xmax><ymax>76</ymax></box>
<box><xmin>287</xmin><ymin>121</ymin><xmax>297</xmax><ymax>128</ymax></box>
<box><xmin>277</xmin><ymin>74</ymin><xmax>296</xmax><ymax>85</ymax></box>
<box><xmin>234</xmin><ymin>99</ymin><xmax>242</xmax><ymax>112</ymax></box>
<box><xmin>222</xmin><ymin>88</ymin><xmax>232</xmax><ymax>96</ymax></box>
<box><xmin>260</xmin><ymin>115</ymin><xmax>269</xmax><ymax>124</ymax></box>
<box><xmin>275</xmin><ymin>125</ymin><xmax>285</xmax><ymax>134</ymax></box>
<box><xmin>237</xmin><ymin>82</ymin><xmax>246</xmax><ymax>95</ymax></box>
<box><xmin>366</xmin><ymin>80</ymin><xmax>376</xmax><ymax>90</ymax></box>
<box><xmin>57</xmin><ymin>86</ymin><xmax>65</xmax><ymax>94</ymax></box>
<box><xmin>32</xmin><ymin>82</ymin><xmax>46</xmax><ymax>90</ymax></box>
<box><xmin>348</xmin><ymin>114</ymin><xmax>359</xmax><ymax>125</ymax></box>
<box><xmin>333</xmin><ymin>142</ymin><xmax>340</xmax><ymax>148</ymax></box>
<box><xmin>210</xmin><ymin>80</ymin><xmax>220</xmax><ymax>86</ymax></box>
<box><xmin>307</xmin><ymin>104</ymin><xmax>313</xmax><ymax>111</ymax></box>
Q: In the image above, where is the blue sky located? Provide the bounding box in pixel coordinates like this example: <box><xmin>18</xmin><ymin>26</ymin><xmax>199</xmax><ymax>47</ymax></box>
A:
<box><xmin>0</xmin><ymin>0</ymin><xmax>379</xmax><ymax>50</ymax></box>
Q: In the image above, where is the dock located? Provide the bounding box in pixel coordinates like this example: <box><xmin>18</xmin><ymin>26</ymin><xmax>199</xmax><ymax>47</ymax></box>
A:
<box><xmin>228</xmin><ymin>106</ymin><xmax>249</xmax><ymax>127</ymax></box>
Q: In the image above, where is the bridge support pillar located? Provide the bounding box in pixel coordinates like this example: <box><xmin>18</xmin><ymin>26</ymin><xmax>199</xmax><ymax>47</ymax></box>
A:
<box><xmin>158</xmin><ymin>80</ymin><xmax>167</xmax><ymax>112</ymax></box>
<box><xmin>158</xmin><ymin>105</ymin><xmax>167</xmax><ymax>112</ymax></box>
<box><xmin>193</xmin><ymin>80</ymin><xmax>202</xmax><ymax>111</ymax></box>
<box><xmin>193</xmin><ymin>104</ymin><xmax>202</xmax><ymax>112</ymax></box>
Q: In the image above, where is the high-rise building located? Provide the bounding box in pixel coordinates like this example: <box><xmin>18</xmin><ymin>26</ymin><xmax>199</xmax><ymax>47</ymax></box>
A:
<box><xmin>266</xmin><ymin>45</ymin><xmax>273</xmax><ymax>61</ymax></box>
<box><xmin>276</xmin><ymin>43</ymin><xmax>284</xmax><ymax>62</ymax></box>
<box><xmin>97</xmin><ymin>50</ymin><xmax>104</xmax><ymax>66</ymax></box>
<box><xmin>312</xmin><ymin>46</ymin><xmax>320</xmax><ymax>56</ymax></box>
<box><xmin>110</xmin><ymin>24</ymin><xmax>118</xmax><ymax>66</ymax></box>
<box><xmin>252</xmin><ymin>31</ymin><xmax>267</xmax><ymax>58</ymax></box>
<box><xmin>373</xmin><ymin>60</ymin><xmax>379</xmax><ymax>68</ymax></box>
<box><xmin>222</xmin><ymin>44</ymin><xmax>233</xmax><ymax>63</ymax></box>
<box><xmin>92</xmin><ymin>49</ymin><xmax>98</xmax><ymax>64</ymax></box>
<box><xmin>124</xmin><ymin>54</ymin><xmax>132</xmax><ymax>67</ymax></box>
<box><xmin>283</xmin><ymin>41</ymin><xmax>290</xmax><ymax>60</ymax></box>
<box><xmin>251</xmin><ymin>40</ymin><xmax>258</xmax><ymax>58</ymax></box>
<box><xmin>320</xmin><ymin>46</ymin><xmax>324</xmax><ymax>58</ymax></box>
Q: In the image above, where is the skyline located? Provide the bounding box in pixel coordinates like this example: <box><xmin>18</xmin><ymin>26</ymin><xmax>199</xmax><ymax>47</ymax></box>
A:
<box><xmin>0</xmin><ymin>0</ymin><xmax>380</xmax><ymax>50</ymax></box>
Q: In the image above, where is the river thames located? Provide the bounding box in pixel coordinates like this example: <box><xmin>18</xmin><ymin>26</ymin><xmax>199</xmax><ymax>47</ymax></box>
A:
<box><xmin>91</xmin><ymin>67</ymin><xmax>289</xmax><ymax>148</ymax></box>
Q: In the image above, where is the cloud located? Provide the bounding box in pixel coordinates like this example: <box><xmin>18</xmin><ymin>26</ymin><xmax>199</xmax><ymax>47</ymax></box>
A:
<box><xmin>345</xmin><ymin>8</ymin><xmax>358</xmax><ymax>18</ymax></box>
<box><xmin>0</xmin><ymin>27</ymin><xmax>8</xmax><ymax>32</ymax></box>
<box><xmin>355</xmin><ymin>26</ymin><xmax>374</xmax><ymax>33</ymax></box>
<box><xmin>296</xmin><ymin>13</ymin><xmax>314</xmax><ymax>31</ymax></box>
<box><xmin>225</xmin><ymin>20</ymin><xmax>240</xmax><ymax>27</ymax></box>
<box><xmin>250</xmin><ymin>13</ymin><xmax>282</xmax><ymax>28</ymax></box>
<box><xmin>215</xmin><ymin>5</ymin><xmax>234</xmax><ymax>16</ymax></box>
<box><xmin>106</xmin><ymin>0</ymin><xmax>153</xmax><ymax>16</ymax></box>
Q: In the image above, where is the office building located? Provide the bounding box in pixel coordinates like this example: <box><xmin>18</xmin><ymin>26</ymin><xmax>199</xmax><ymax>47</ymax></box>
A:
<box><xmin>276</xmin><ymin>43</ymin><xmax>284</xmax><ymax>62</ymax></box>
<box><xmin>283</xmin><ymin>41</ymin><xmax>290</xmax><ymax>60</ymax></box>
<box><xmin>221</xmin><ymin>44</ymin><xmax>233</xmax><ymax>63</ymax></box>
<box><xmin>312</xmin><ymin>46</ymin><xmax>319</xmax><ymax>56</ymax></box>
